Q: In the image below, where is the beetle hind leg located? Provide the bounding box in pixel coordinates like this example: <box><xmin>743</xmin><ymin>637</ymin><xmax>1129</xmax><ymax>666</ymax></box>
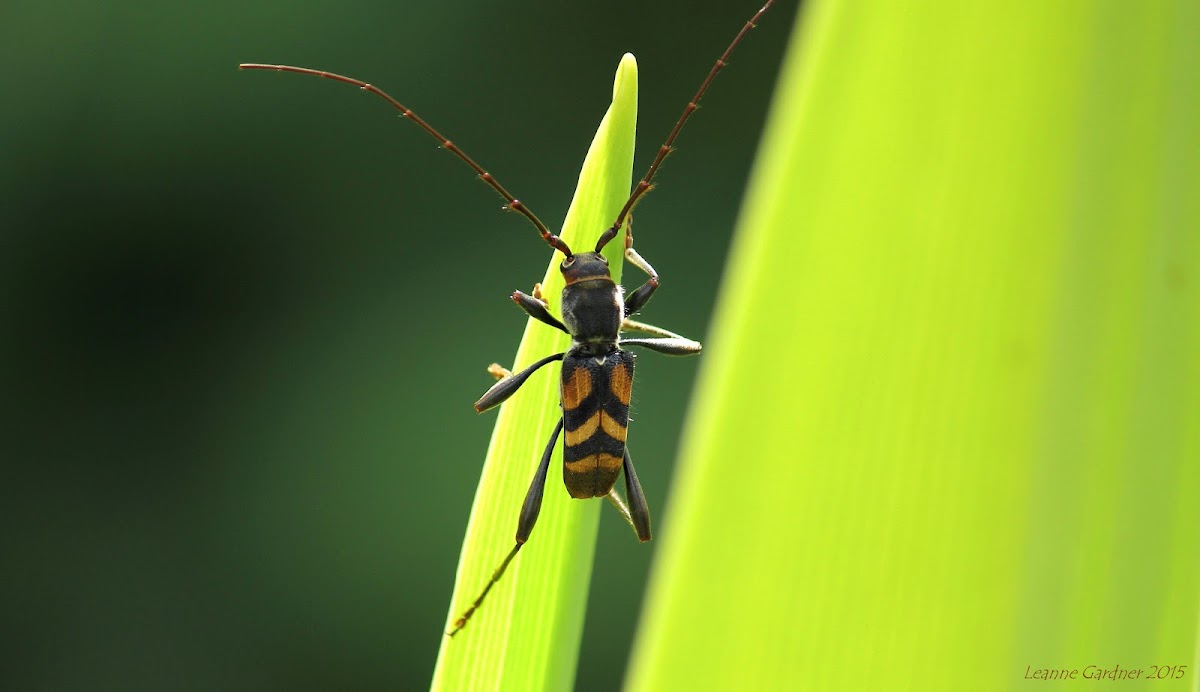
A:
<box><xmin>447</xmin><ymin>418</ymin><xmax>564</xmax><ymax>637</ymax></box>
<box><xmin>604</xmin><ymin>448</ymin><xmax>652</xmax><ymax>542</ymax></box>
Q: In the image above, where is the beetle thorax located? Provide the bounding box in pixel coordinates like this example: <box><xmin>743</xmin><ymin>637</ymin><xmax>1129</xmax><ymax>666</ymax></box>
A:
<box><xmin>561</xmin><ymin>279</ymin><xmax>622</xmax><ymax>350</ymax></box>
<box><xmin>558</xmin><ymin>251</ymin><xmax>621</xmax><ymax>348</ymax></box>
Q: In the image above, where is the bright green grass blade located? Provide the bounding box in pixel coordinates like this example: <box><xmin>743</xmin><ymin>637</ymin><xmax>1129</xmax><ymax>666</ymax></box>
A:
<box><xmin>628</xmin><ymin>1</ymin><xmax>1200</xmax><ymax>690</ymax></box>
<box><xmin>431</xmin><ymin>54</ymin><xmax>635</xmax><ymax>692</ymax></box>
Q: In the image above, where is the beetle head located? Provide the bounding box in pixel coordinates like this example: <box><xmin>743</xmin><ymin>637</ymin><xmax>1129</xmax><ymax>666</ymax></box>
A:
<box><xmin>560</xmin><ymin>251</ymin><xmax>612</xmax><ymax>285</ymax></box>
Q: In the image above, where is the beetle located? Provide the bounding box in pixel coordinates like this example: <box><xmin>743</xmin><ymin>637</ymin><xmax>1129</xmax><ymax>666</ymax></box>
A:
<box><xmin>240</xmin><ymin>0</ymin><xmax>776</xmax><ymax>637</ymax></box>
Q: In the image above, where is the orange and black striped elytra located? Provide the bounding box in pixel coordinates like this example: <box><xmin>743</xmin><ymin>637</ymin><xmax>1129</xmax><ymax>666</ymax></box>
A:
<box><xmin>560</xmin><ymin>351</ymin><xmax>635</xmax><ymax>500</ymax></box>
<box><xmin>239</xmin><ymin>0</ymin><xmax>777</xmax><ymax>638</ymax></box>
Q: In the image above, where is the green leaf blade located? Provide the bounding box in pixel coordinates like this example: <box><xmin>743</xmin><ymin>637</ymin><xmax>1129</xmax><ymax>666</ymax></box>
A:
<box><xmin>432</xmin><ymin>53</ymin><xmax>636</xmax><ymax>692</ymax></box>
<box><xmin>628</xmin><ymin>1</ymin><xmax>1200</xmax><ymax>689</ymax></box>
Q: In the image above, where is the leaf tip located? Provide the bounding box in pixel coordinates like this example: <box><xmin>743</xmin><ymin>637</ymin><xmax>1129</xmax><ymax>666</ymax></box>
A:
<box><xmin>614</xmin><ymin>53</ymin><xmax>638</xmax><ymax>99</ymax></box>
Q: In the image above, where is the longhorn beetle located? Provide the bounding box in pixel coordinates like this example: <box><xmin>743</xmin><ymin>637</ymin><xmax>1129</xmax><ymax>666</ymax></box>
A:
<box><xmin>240</xmin><ymin>0</ymin><xmax>776</xmax><ymax>637</ymax></box>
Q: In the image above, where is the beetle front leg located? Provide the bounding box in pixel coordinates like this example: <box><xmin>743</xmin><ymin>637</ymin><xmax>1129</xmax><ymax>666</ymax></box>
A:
<box><xmin>512</xmin><ymin>287</ymin><xmax>568</xmax><ymax>333</ymax></box>
<box><xmin>623</xmin><ymin>219</ymin><xmax>661</xmax><ymax>315</ymax></box>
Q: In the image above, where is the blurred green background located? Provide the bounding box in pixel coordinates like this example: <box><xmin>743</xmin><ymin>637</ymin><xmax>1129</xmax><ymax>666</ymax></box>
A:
<box><xmin>1</xmin><ymin>0</ymin><xmax>793</xmax><ymax>690</ymax></box>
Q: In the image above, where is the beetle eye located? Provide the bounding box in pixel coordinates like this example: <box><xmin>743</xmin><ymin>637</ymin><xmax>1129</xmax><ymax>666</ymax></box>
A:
<box><xmin>562</xmin><ymin>256</ymin><xmax>575</xmax><ymax>267</ymax></box>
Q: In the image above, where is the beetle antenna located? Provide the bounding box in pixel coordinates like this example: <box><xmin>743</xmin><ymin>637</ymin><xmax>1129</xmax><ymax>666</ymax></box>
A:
<box><xmin>594</xmin><ymin>0</ymin><xmax>776</xmax><ymax>252</ymax></box>
<box><xmin>239</xmin><ymin>63</ymin><xmax>574</xmax><ymax>258</ymax></box>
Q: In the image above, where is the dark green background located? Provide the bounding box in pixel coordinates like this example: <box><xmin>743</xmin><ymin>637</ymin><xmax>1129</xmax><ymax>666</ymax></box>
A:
<box><xmin>2</xmin><ymin>1</ymin><xmax>793</xmax><ymax>689</ymax></box>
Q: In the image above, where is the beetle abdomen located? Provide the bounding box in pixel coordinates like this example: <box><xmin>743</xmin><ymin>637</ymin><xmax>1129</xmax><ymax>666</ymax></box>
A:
<box><xmin>560</xmin><ymin>349</ymin><xmax>634</xmax><ymax>498</ymax></box>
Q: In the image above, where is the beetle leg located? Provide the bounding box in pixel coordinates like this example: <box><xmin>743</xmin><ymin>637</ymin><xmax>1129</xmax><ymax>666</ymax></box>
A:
<box><xmin>604</xmin><ymin>487</ymin><xmax>638</xmax><ymax>537</ymax></box>
<box><xmin>620</xmin><ymin>337</ymin><xmax>702</xmax><ymax>356</ymax></box>
<box><xmin>448</xmin><ymin>418</ymin><xmax>564</xmax><ymax>637</ymax></box>
<box><xmin>474</xmin><ymin>352</ymin><xmax>565</xmax><ymax>412</ymax></box>
<box><xmin>486</xmin><ymin>363</ymin><xmax>513</xmax><ymax>380</ymax></box>
<box><xmin>623</xmin><ymin>217</ymin><xmax>661</xmax><ymax>315</ymax></box>
<box><xmin>512</xmin><ymin>289</ymin><xmax>568</xmax><ymax>333</ymax></box>
<box><xmin>621</xmin><ymin>317</ymin><xmax>690</xmax><ymax>339</ymax></box>
<box><xmin>516</xmin><ymin>417</ymin><xmax>564</xmax><ymax>542</ymax></box>
<box><xmin>605</xmin><ymin>480</ymin><xmax>651</xmax><ymax>542</ymax></box>
<box><xmin>622</xmin><ymin>448</ymin><xmax>652</xmax><ymax>542</ymax></box>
